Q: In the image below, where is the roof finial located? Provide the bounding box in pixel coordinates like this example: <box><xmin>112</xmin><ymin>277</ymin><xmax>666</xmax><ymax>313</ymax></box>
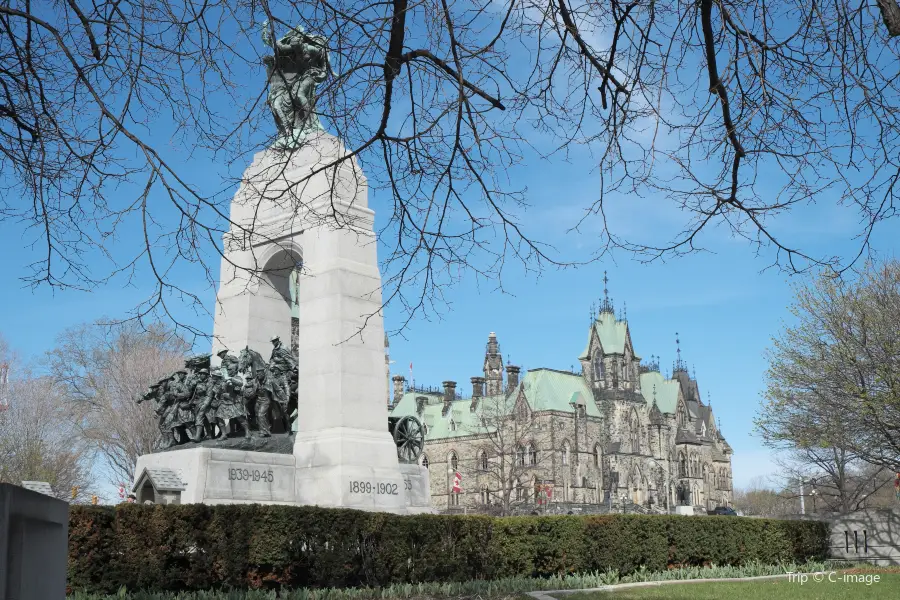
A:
<box><xmin>600</xmin><ymin>271</ymin><xmax>614</xmax><ymax>314</ymax></box>
<box><xmin>673</xmin><ymin>332</ymin><xmax>687</xmax><ymax>373</ymax></box>
<box><xmin>623</xmin><ymin>301</ymin><xmax>628</xmax><ymax>322</ymax></box>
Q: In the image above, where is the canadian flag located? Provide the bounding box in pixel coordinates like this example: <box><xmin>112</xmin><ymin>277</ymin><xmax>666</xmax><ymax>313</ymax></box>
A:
<box><xmin>452</xmin><ymin>471</ymin><xmax>462</xmax><ymax>493</ymax></box>
<box><xmin>117</xmin><ymin>483</ymin><xmax>126</xmax><ymax>499</ymax></box>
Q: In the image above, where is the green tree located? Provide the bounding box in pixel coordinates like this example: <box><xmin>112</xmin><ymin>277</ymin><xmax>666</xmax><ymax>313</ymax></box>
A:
<box><xmin>757</xmin><ymin>260</ymin><xmax>900</xmax><ymax>489</ymax></box>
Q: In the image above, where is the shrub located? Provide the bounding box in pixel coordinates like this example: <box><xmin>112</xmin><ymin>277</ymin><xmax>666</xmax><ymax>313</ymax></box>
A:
<box><xmin>67</xmin><ymin>505</ymin><xmax>829</xmax><ymax>594</ymax></box>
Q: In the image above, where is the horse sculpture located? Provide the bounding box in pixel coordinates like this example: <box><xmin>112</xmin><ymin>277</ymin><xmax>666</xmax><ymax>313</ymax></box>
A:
<box><xmin>238</xmin><ymin>347</ymin><xmax>293</xmax><ymax>435</ymax></box>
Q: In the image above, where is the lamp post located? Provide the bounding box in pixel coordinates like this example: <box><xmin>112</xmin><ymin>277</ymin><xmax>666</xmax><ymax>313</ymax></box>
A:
<box><xmin>622</xmin><ymin>493</ymin><xmax>628</xmax><ymax>514</ymax></box>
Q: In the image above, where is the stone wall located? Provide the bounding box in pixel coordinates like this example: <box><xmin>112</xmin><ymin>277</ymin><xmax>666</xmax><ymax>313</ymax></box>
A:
<box><xmin>823</xmin><ymin>509</ymin><xmax>900</xmax><ymax>566</ymax></box>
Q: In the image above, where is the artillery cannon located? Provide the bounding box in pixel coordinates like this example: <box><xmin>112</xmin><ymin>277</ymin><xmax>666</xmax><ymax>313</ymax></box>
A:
<box><xmin>388</xmin><ymin>415</ymin><xmax>425</xmax><ymax>463</ymax></box>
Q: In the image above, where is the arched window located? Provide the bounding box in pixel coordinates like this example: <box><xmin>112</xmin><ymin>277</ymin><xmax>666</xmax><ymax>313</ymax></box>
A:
<box><xmin>450</xmin><ymin>419</ymin><xmax>457</xmax><ymax>432</ymax></box>
<box><xmin>477</xmin><ymin>450</ymin><xmax>488</xmax><ymax>471</ymax></box>
<box><xmin>517</xmin><ymin>445</ymin><xmax>526</xmax><ymax>466</ymax></box>
<box><xmin>449</xmin><ymin>451</ymin><xmax>458</xmax><ymax>471</ymax></box>
<box><xmin>529</xmin><ymin>443</ymin><xmax>538</xmax><ymax>465</ymax></box>
<box><xmin>628</xmin><ymin>409</ymin><xmax>640</xmax><ymax>454</ymax></box>
<box><xmin>611</xmin><ymin>359</ymin><xmax>619</xmax><ymax>388</ymax></box>
<box><xmin>515</xmin><ymin>478</ymin><xmax>524</xmax><ymax>501</ymax></box>
<box><xmin>593</xmin><ymin>444</ymin><xmax>601</xmax><ymax>467</ymax></box>
<box><xmin>480</xmin><ymin>485</ymin><xmax>490</xmax><ymax>505</ymax></box>
<box><xmin>593</xmin><ymin>352</ymin><xmax>605</xmax><ymax>383</ymax></box>
<box><xmin>421</xmin><ymin>454</ymin><xmax>430</xmax><ymax>468</ymax></box>
<box><xmin>562</xmin><ymin>441</ymin><xmax>570</xmax><ymax>466</ymax></box>
<box><xmin>679</xmin><ymin>452</ymin><xmax>687</xmax><ymax>477</ymax></box>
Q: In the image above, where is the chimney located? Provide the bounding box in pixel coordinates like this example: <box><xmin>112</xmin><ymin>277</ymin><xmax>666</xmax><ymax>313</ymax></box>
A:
<box><xmin>392</xmin><ymin>375</ymin><xmax>406</xmax><ymax>406</ymax></box>
<box><xmin>416</xmin><ymin>396</ymin><xmax>427</xmax><ymax>416</ymax></box>
<box><xmin>470</xmin><ymin>376</ymin><xmax>485</xmax><ymax>412</ymax></box>
<box><xmin>442</xmin><ymin>380</ymin><xmax>457</xmax><ymax>415</ymax></box>
<box><xmin>506</xmin><ymin>365</ymin><xmax>521</xmax><ymax>393</ymax></box>
<box><xmin>471</xmin><ymin>376</ymin><xmax>485</xmax><ymax>398</ymax></box>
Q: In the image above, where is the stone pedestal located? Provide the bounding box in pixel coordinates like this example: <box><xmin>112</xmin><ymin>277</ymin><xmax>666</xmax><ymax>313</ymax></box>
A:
<box><xmin>133</xmin><ymin>447</ymin><xmax>433</xmax><ymax>513</ymax></box>
<box><xmin>674</xmin><ymin>505</ymin><xmax>694</xmax><ymax>516</ymax></box>
<box><xmin>0</xmin><ymin>483</ymin><xmax>69</xmax><ymax>600</ymax></box>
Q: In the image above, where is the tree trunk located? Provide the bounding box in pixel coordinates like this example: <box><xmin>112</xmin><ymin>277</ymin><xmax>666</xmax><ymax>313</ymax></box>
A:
<box><xmin>877</xmin><ymin>0</ymin><xmax>900</xmax><ymax>36</ymax></box>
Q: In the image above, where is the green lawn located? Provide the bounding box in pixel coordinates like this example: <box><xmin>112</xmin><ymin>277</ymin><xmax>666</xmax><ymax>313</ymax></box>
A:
<box><xmin>557</xmin><ymin>573</ymin><xmax>900</xmax><ymax>600</ymax></box>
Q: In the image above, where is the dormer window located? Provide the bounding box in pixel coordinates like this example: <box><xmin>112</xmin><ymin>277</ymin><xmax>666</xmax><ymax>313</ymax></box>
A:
<box><xmin>450</xmin><ymin>419</ymin><xmax>457</xmax><ymax>432</ymax></box>
<box><xmin>700</xmin><ymin>422</ymin><xmax>707</xmax><ymax>437</ymax></box>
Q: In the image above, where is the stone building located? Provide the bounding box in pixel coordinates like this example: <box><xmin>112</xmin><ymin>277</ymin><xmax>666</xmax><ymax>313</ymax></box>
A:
<box><xmin>389</xmin><ymin>295</ymin><xmax>734</xmax><ymax>514</ymax></box>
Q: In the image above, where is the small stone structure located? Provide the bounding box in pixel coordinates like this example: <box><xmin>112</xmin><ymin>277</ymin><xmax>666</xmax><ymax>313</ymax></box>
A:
<box><xmin>824</xmin><ymin>509</ymin><xmax>900</xmax><ymax>566</ymax></box>
<box><xmin>132</xmin><ymin>468</ymin><xmax>187</xmax><ymax>505</ymax></box>
<box><xmin>0</xmin><ymin>483</ymin><xmax>69</xmax><ymax>600</ymax></box>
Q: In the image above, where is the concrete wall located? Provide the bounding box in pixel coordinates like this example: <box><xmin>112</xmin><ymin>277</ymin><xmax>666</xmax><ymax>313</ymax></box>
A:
<box><xmin>0</xmin><ymin>483</ymin><xmax>69</xmax><ymax>600</ymax></box>
<box><xmin>825</xmin><ymin>509</ymin><xmax>900</xmax><ymax>566</ymax></box>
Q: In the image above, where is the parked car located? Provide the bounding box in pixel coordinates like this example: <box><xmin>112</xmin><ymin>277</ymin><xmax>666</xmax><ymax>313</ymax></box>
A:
<box><xmin>708</xmin><ymin>506</ymin><xmax>737</xmax><ymax>516</ymax></box>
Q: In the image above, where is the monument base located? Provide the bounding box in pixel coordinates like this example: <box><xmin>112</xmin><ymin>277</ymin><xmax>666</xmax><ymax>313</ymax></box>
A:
<box><xmin>674</xmin><ymin>505</ymin><xmax>695</xmax><ymax>516</ymax></box>
<box><xmin>132</xmin><ymin>447</ymin><xmax>434</xmax><ymax>514</ymax></box>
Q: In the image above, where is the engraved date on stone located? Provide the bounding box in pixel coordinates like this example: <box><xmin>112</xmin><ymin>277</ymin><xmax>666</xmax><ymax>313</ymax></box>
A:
<box><xmin>349</xmin><ymin>480</ymin><xmax>399</xmax><ymax>495</ymax></box>
<box><xmin>228</xmin><ymin>468</ymin><xmax>274</xmax><ymax>483</ymax></box>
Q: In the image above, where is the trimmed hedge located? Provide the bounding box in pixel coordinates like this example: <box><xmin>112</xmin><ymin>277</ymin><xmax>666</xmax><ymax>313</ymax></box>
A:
<box><xmin>67</xmin><ymin>505</ymin><xmax>828</xmax><ymax>594</ymax></box>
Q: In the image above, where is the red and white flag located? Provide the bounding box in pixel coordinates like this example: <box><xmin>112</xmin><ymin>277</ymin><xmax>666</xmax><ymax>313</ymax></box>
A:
<box><xmin>117</xmin><ymin>483</ymin><xmax>126</xmax><ymax>499</ymax></box>
<box><xmin>452</xmin><ymin>471</ymin><xmax>462</xmax><ymax>493</ymax></box>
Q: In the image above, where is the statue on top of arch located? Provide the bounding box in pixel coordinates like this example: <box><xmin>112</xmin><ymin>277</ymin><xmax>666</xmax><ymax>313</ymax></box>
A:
<box><xmin>137</xmin><ymin>337</ymin><xmax>299</xmax><ymax>452</ymax></box>
<box><xmin>261</xmin><ymin>19</ymin><xmax>332</xmax><ymax>149</ymax></box>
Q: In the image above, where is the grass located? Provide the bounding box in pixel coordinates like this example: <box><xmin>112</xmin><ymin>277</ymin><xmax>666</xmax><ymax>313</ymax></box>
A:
<box><xmin>556</xmin><ymin>571</ymin><xmax>900</xmax><ymax>600</ymax></box>
<box><xmin>66</xmin><ymin>561</ymin><xmax>851</xmax><ymax>600</ymax></box>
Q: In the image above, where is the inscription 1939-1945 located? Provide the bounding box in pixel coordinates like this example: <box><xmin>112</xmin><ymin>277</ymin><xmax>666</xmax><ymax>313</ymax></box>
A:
<box><xmin>228</xmin><ymin>467</ymin><xmax>274</xmax><ymax>483</ymax></box>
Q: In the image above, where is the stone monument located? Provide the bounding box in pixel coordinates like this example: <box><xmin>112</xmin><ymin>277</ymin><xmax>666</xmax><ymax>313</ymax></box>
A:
<box><xmin>0</xmin><ymin>483</ymin><xmax>69</xmax><ymax>600</ymax></box>
<box><xmin>133</xmin><ymin>20</ymin><xmax>432</xmax><ymax>514</ymax></box>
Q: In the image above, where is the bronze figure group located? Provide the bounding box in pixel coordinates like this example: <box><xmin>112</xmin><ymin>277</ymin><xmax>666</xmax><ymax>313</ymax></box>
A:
<box><xmin>138</xmin><ymin>337</ymin><xmax>299</xmax><ymax>450</ymax></box>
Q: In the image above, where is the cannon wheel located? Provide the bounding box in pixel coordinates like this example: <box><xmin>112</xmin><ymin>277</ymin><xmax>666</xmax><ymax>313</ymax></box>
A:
<box><xmin>392</xmin><ymin>415</ymin><xmax>425</xmax><ymax>463</ymax></box>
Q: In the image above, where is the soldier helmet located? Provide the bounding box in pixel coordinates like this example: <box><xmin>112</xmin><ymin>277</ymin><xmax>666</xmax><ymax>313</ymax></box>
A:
<box><xmin>175</xmin><ymin>369</ymin><xmax>187</xmax><ymax>375</ymax></box>
<box><xmin>271</xmin><ymin>336</ymin><xmax>281</xmax><ymax>344</ymax></box>
<box><xmin>216</xmin><ymin>349</ymin><xmax>230</xmax><ymax>358</ymax></box>
<box><xmin>199</xmin><ymin>368</ymin><xmax>209</xmax><ymax>374</ymax></box>
<box><xmin>211</xmin><ymin>372</ymin><xmax>223</xmax><ymax>379</ymax></box>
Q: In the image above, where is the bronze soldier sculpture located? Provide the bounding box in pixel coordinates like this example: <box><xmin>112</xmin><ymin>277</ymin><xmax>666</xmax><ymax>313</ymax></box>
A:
<box><xmin>217</xmin><ymin>350</ymin><xmax>251</xmax><ymax>439</ymax></box>
<box><xmin>269</xmin><ymin>336</ymin><xmax>297</xmax><ymax>434</ymax></box>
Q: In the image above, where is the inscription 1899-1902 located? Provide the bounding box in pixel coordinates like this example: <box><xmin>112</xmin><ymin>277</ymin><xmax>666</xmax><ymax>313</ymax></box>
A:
<box><xmin>349</xmin><ymin>481</ymin><xmax>399</xmax><ymax>495</ymax></box>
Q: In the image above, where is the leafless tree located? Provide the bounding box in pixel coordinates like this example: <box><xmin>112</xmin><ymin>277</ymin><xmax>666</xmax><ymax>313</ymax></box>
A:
<box><xmin>2</xmin><ymin>1</ymin><xmax>899</xmax><ymax>336</ymax></box>
<box><xmin>465</xmin><ymin>392</ymin><xmax>552</xmax><ymax>515</ymax></box>
<box><xmin>769</xmin><ymin>454</ymin><xmax>893</xmax><ymax>515</ymax></box>
<box><xmin>758</xmin><ymin>259</ymin><xmax>900</xmax><ymax>474</ymax></box>
<box><xmin>47</xmin><ymin>321</ymin><xmax>188</xmax><ymax>486</ymax></box>
<box><xmin>731</xmin><ymin>476</ymin><xmax>794</xmax><ymax>517</ymax></box>
<box><xmin>0</xmin><ymin>337</ymin><xmax>94</xmax><ymax>501</ymax></box>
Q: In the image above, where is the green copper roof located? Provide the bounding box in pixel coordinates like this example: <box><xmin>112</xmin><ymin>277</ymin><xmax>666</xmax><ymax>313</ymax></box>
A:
<box><xmin>579</xmin><ymin>312</ymin><xmax>628</xmax><ymax>360</ymax></box>
<box><xmin>390</xmin><ymin>369</ymin><xmax>601</xmax><ymax>442</ymax></box>
<box><xmin>639</xmin><ymin>371</ymin><xmax>680</xmax><ymax>415</ymax></box>
<box><xmin>523</xmin><ymin>369</ymin><xmax>602</xmax><ymax>417</ymax></box>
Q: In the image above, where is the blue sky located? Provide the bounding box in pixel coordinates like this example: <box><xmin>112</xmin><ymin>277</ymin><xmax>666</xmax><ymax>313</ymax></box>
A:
<box><xmin>2</xmin><ymin>7</ymin><xmax>899</xmax><ymax>494</ymax></box>
<box><xmin>2</xmin><ymin>130</ymin><xmax>896</xmax><ymax>491</ymax></box>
